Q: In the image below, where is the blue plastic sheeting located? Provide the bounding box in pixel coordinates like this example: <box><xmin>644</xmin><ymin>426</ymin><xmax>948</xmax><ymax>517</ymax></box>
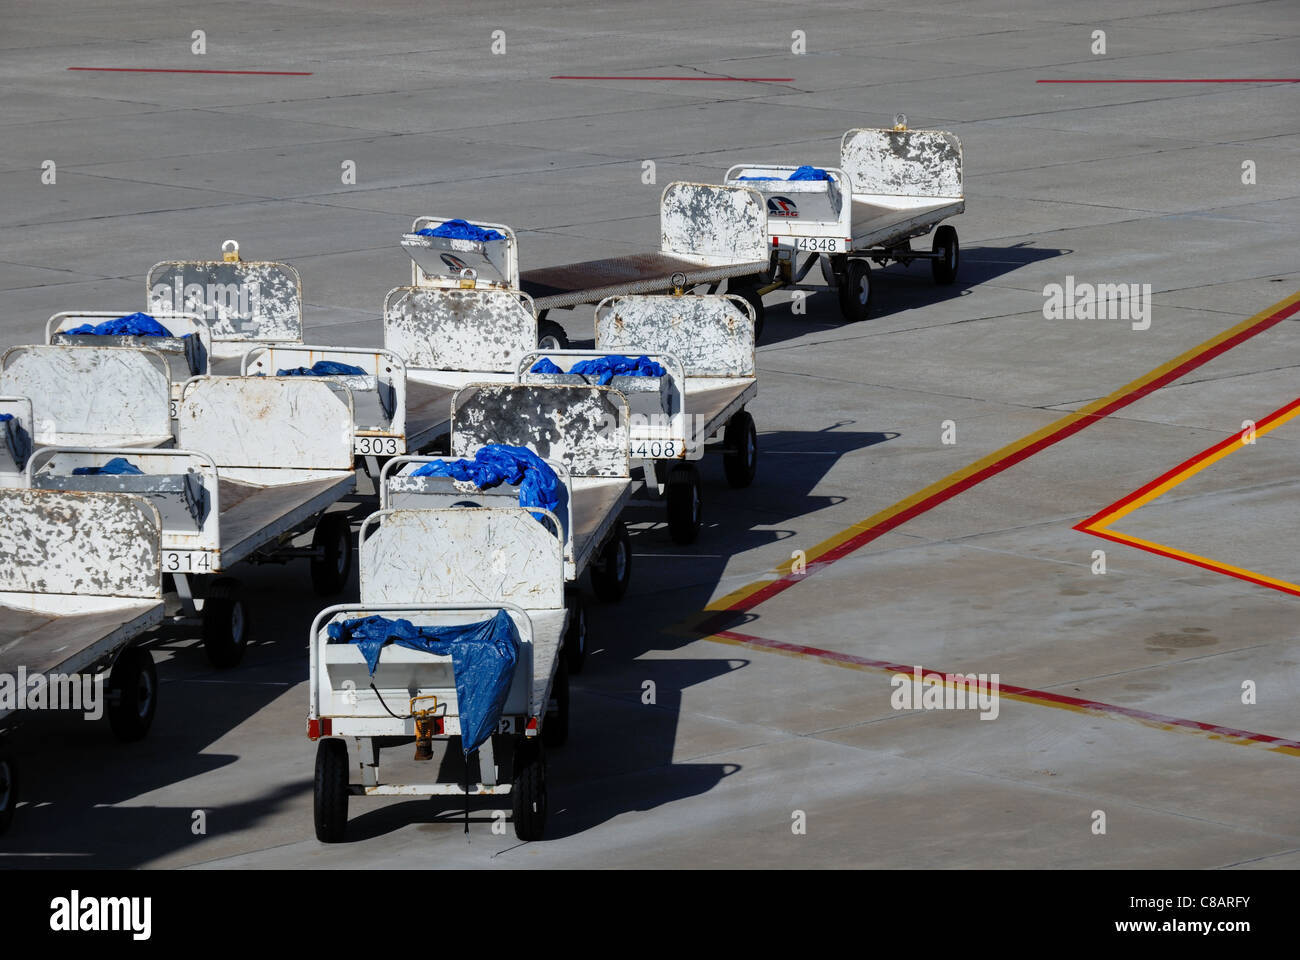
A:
<box><xmin>65</xmin><ymin>312</ymin><xmax>176</xmax><ymax>337</ymax></box>
<box><xmin>528</xmin><ymin>357</ymin><xmax>564</xmax><ymax>375</ymax></box>
<box><xmin>736</xmin><ymin>175</ymin><xmax>779</xmax><ymax>181</ymax></box>
<box><xmin>0</xmin><ymin>414</ymin><xmax>11</xmax><ymax>422</ymax></box>
<box><xmin>411</xmin><ymin>443</ymin><xmax>561</xmax><ymax>523</ymax></box>
<box><xmin>328</xmin><ymin>611</ymin><xmax>519</xmax><ymax>755</ymax></box>
<box><xmin>788</xmin><ymin>165</ymin><xmax>831</xmax><ymax>181</ymax></box>
<box><xmin>567</xmin><ymin>354</ymin><xmax>665</xmax><ymax>386</ymax></box>
<box><xmin>415</xmin><ymin>219</ymin><xmax>505</xmax><ymax>242</ymax></box>
<box><xmin>71</xmin><ymin>457</ymin><xmax>144</xmax><ymax>476</ymax></box>
<box><xmin>276</xmin><ymin>360</ymin><xmax>368</xmax><ymax>377</ymax></box>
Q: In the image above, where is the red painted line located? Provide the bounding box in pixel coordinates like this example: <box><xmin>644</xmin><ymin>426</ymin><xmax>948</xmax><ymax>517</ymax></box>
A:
<box><xmin>550</xmin><ymin>75</ymin><xmax>792</xmax><ymax>82</ymax></box>
<box><xmin>1038</xmin><ymin>78</ymin><xmax>1300</xmax><ymax>84</ymax></box>
<box><xmin>697</xmin><ymin>295</ymin><xmax>1300</xmax><ymax>632</ymax></box>
<box><xmin>1082</xmin><ymin>528</ymin><xmax>1300</xmax><ymax>598</ymax></box>
<box><xmin>1076</xmin><ymin>396</ymin><xmax>1300</xmax><ymax>528</ymax></box>
<box><xmin>68</xmin><ymin>67</ymin><xmax>313</xmax><ymax>76</ymax></box>
<box><xmin>715</xmin><ymin>629</ymin><xmax>1300</xmax><ymax>752</ymax></box>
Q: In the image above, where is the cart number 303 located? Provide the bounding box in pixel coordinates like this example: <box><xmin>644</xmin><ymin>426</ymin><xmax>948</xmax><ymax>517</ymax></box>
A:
<box><xmin>355</xmin><ymin>436</ymin><xmax>400</xmax><ymax>456</ymax></box>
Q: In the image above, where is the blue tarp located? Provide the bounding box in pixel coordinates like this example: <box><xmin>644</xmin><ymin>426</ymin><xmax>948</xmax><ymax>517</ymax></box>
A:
<box><xmin>529</xmin><ymin>357</ymin><xmax>564</xmax><ymax>375</ymax></box>
<box><xmin>738</xmin><ymin>166</ymin><xmax>832</xmax><ymax>182</ymax></box>
<box><xmin>328</xmin><ymin>611</ymin><xmax>519</xmax><ymax>755</ymax></box>
<box><xmin>412</xmin><ymin>444</ymin><xmax>561</xmax><ymax>524</ymax></box>
<box><xmin>415</xmin><ymin>219</ymin><xmax>505</xmax><ymax>242</ymax></box>
<box><xmin>276</xmin><ymin>360</ymin><xmax>368</xmax><ymax>377</ymax></box>
<box><xmin>65</xmin><ymin>312</ymin><xmax>176</xmax><ymax>337</ymax></box>
<box><xmin>567</xmin><ymin>354</ymin><xmax>665</xmax><ymax>386</ymax></box>
<box><xmin>788</xmin><ymin>165</ymin><xmax>831</xmax><ymax>181</ymax></box>
<box><xmin>0</xmin><ymin>414</ymin><xmax>11</xmax><ymax>423</ymax></box>
<box><xmin>72</xmin><ymin>457</ymin><xmax>143</xmax><ymax>476</ymax></box>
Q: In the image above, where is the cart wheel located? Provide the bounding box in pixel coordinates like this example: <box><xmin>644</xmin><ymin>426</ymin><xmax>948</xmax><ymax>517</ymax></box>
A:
<box><xmin>590</xmin><ymin>520</ymin><xmax>631</xmax><ymax>603</ymax></box>
<box><xmin>839</xmin><ymin>259</ymin><xmax>873</xmax><ymax>322</ymax></box>
<box><xmin>310</xmin><ymin>512</ymin><xmax>353</xmax><ymax>597</ymax></box>
<box><xmin>314</xmin><ymin>737</ymin><xmax>349</xmax><ymax>843</ymax></box>
<box><xmin>106</xmin><ymin>646</ymin><xmax>157</xmax><ymax>742</ymax></box>
<box><xmin>723</xmin><ymin>410</ymin><xmax>758</xmax><ymax>488</ymax></box>
<box><xmin>0</xmin><ymin>750</ymin><xmax>17</xmax><ymax>836</ymax></box>
<box><xmin>543</xmin><ymin>658</ymin><xmax>569</xmax><ymax>749</ymax></box>
<box><xmin>931</xmin><ymin>225</ymin><xmax>959</xmax><ymax>285</ymax></box>
<box><xmin>563</xmin><ymin>590</ymin><xmax>588</xmax><ymax>674</ymax></box>
<box><xmin>202</xmin><ymin>577</ymin><xmax>249</xmax><ymax>669</ymax></box>
<box><xmin>537</xmin><ymin>319</ymin><xmax>570</xmax><ymax>351</ymax></box>
<box><xmin>666</xmin><ymin>463</ymin><xmax>702</xmax><ymax>545</ymax></box>
<box><xmin>729</xmin><ymin>279</ymin><xmax>765</xmax><ymax>344</ymax></box>
<box><xmin>511</xmin><ymin>739</ymin><xmax>547</xmax><ymax>841</ymax></box>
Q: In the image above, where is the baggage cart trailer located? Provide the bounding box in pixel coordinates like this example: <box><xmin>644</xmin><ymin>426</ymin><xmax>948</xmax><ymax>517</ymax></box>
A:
<box><xmin>0</xmin><ymin>487</ymin><xmax>167</xmax><ymax>836</ymax></box>
<box><xmin>724</xmin><ymin>123</ymin><xmax>965</xmax><ymax>323</ymax></box>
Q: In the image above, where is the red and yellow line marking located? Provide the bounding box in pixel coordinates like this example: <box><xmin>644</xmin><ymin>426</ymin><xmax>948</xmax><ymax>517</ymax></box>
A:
<box><xmin>699</xmin><ymin>290</ymin><xmax>1300</xmax><ymax>627</ymax></box>
<box><xmin>712</xmin><ymin>629</ymin><xmax>1300</xmax><ymax>757</ymax></box>
<box><xmin>1076</xmin><ymin>396</ymin><xmax>1300</xmax><ymax>597</ymax></box>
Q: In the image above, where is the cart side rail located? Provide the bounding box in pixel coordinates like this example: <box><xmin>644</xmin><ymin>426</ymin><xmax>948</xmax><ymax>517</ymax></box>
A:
<box><xmin>26</xmin><ymin>447</ymin><xmax>221</xmax><ymax>556</ymax></box>
<box><xmin>451</xmin><ymin>383</ymin><xmax>631</xmax><ymax>479</ymax></box>
<box><xmin>177</xmin><ymin>376</ymin><xmax>355</xmax><ymax>475</ymax></box>
<box><xmin>660</xmin><ymin>182</ymin><xmax>768</xmax><ymax>265</ymax></box>
<box><xmin>146</xmin><ymin>256</ymin><xmax>303</xmax><ymax>358</ymax></box>
<box><xmin>840</xmin><ymin>128</ymin><xmax>963</xmax><ymax>199</ymax></box>
<box><xmin>46</xmin><ymin>310</ymin><xmax>212</xmax><ymax>377</ymax></box>
<box><xmin>241</xmin><ymin>344</ymin><xmax>408</xmax><ymax>450</ymax></box>
<box><xmin>0</xmin><ymin>345</ymin><xmax>171</xmax><ymax>446</ymax></box>
<box><xmin>358</xmin><ymin>507</ymin><xmax>564</xmax><ymax>610</ymax></box>
<box><xmin>0</xmin><ymin>487</ymin><xmax>162</xmax><ymax>601</ymax></box>
<box><xmin>595</xmin><ymin>294</ymin><xmax>756</xmax><ymax>378</ymax></box>
<box><xmin>384</xmin><ymin>285</ymin><xmax>537</xmax><ymax>375</ymax></box>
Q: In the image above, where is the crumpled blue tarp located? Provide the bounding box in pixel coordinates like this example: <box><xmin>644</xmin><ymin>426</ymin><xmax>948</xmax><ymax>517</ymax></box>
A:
<box><xmin>65</xmin><ymin>312</ymin><xmax>176</xmax><ymax>337</ymax></box>
<box><xmin>328</xmin><ymin>610</ymin><xmax>519</xmax><ymax>755</ymax></box>
<box><xmin>415</xmin><ymin>219</ymin><xmax>505</xmax><ymax>242</ymax></box>
<box><xmin>566</xmin><ymin>354</ymin><xmax>665</xmax><ymax>386</ymax></box>
<box><xmin>0</xmin><ymin>414</ymin><xmax>11</xmax><ymax>423</ymax></box>
<box><xmin>738</xmin><ymin>166</ymin><xmax>832</xmax><ymax>182</ymax></box>
<box><xmin>72</xmin><ymin>457</ymin><xmax>143</xmax><ymax>476</ymax></box>
<box><xmin>276</xmin><ymin>360</ymin><xmax>368</xmax><ymax>377</ymax></box>
<box><xmin>412</xmin><ymin>443</ymin><xmax>560</xmax><ymax>523</ymax></box>
<box><xmin>529</xmin><ymin>357</ymin><xmax>564</xmax><ymax>375</ymax></box>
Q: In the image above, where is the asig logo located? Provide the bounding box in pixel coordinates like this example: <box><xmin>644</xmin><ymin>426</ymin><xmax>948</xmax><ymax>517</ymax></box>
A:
<box><xmin>767</xmin><ymin>196</ymin><xmax>799</xmax><ymax>218</ymax></box>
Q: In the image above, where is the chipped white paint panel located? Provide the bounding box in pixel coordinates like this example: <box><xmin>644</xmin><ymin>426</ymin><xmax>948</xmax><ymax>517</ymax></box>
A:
<box><xmin>146</xmin><ymin>260</ymin><xmax>303</xmax><ymax>347</ymax></box>
<box><xmin>406</xmin><ymin>216</ymin><xmax>520</xmax><ymax>289</ymax></box>
<box><xmin>359</xmin><ymin>508</ymin><xmax>563</xmax><ymax>610</ymax></box>
<box><xmin>0</xmin><ymin>345</ymin><xmax>171</xmax><ymax>444</ymax></box>
<box><xmin>384</xmin><ymin>286</ymin><xmax>536</xmax><ymax>374</ymax></box>
<box><xmin>178</xmin><ymin>376</ymin><xmax>354</xmax><ymax>471</ymax></box>
<box><xmin>0</xmin><ymin>488</ymin><xmax>161</xmax><ymax>598</ymax></box>
<box><xmin>595</xmin><ymin>294</ymin><xmax>755</xmax><ymax>378</ymax></box>
<box><xmin>660</xmin><ymin>182</ymin><xmax>767</xmax><ymax>265</ymax></box>
<box><xmin>840</xmin><ymin>128</ymin><xmax>963</xmax><ymax>198</ymax></box>
<box><xmin>452</xmin><ymin>384</ymin><xmax>630</xmax><ymax>479</ymax></box>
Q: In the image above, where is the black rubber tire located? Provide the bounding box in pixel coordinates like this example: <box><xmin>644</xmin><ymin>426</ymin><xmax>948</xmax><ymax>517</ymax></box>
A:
<box><xmin>0</xmin><ymin>751</ymin><xmax>17</xmax><ymax>837</ymax></box>
<box><xmin>202</xmin><ymin>577</ymin><xmax>249</xmax><ymax>669</ymax></box>
<box><xmin>589</xmin><ymin>519</ymin><xmax>631</xmax><ymax>603</ymax></box>
<box><xmin>722</xmin><ymin>410</ymin><xmax>758</xmax><ymax>489</ymax></box>
<box><xmin>310</xmin><ymin>512</ymin><xmax>352</xmax><ymax>597</ymax></box>
<box><xmin>106</xmin><ymin>646</ymin><xmax>158</xmax><ymax>742</ymax></box>
<box><xmin>314</xmin><ymin>737</ymin><xmax>349</xmax><ymax>843</ymax></box>
<box><xmin>563</xmin><ymin>590</ymin><xmax>588</xmax><ymax>675</ymax></box>
<box><xmin>542</xmin><ymin>658</ymin><xmax>569</xmax><ymax>749</ymax></box>
<box><xmin>666</xmin><ymin>463</ymin><xmax>702</xmax><ymax>545</ymax></box>
<box><xmin>931</xmin><ymin>224</ymin><xmax>959</xmax><ymax>285</ymax></box>
<box><xmin>839</xmin><ymin>259</ymin><xmax>873</xmax><ymax>323</ymax></box>
<box><xmin>537</xmin><ymin>319</ymin><xmax>569</xmax><ymax>350</ymax></box>
<box><xmin>729</xmin><ymin>279</ymin><xmax>766</xmax><ymax>344</ymax></box>
<box><xmin>511</xmin><ymin>740</ymin><xmax>547</xmax><ymax>841</ymax></box>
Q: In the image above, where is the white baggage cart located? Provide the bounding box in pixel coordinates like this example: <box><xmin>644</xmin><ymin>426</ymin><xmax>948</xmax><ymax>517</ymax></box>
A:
<box><xmin>0</xmin><ymin>487</ymin><xmax>168</xmax><ymax>835</ymax></box>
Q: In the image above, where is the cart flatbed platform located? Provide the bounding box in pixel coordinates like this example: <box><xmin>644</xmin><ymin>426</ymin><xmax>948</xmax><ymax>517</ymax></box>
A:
<box><xmin>520</xmin><ymin>252</ymin><xmax>765</xmax><ymax>312</ymax></box>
